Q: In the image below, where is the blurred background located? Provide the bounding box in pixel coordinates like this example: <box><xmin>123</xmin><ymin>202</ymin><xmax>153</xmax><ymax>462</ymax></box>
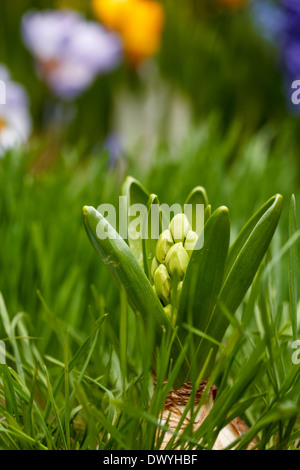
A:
<box><xmin>0</xmin><ymin>0</ymin><xmax>300</xmax><ymax>353</ymax></box>
<box><xmin>1</xmin><ymin>0</ymin><xmax>299</xmax><ymax>162</ymax></box>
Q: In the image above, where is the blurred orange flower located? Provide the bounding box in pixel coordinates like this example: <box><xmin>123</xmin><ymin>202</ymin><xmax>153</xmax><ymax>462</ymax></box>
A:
<box><xmin>92</xmin><ymin>0</ymin><xmax>134</xmax><ymax>31</ymax></box>
<box><xmin>92</xmin><ymin>0</ymin><xmax>165</xmax><ymax>65</ymax></box>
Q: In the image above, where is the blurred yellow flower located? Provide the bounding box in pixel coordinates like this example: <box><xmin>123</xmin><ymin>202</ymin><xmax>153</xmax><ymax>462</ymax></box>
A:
<box><xmin>92</xmin><ymin>0</ymin><xmax>134</xmax><ymax>31</ymax></box>
<box><xmin>92</xmin><ymin>0</ymin><xmax>165</xmax><ymax>65</ymax></box>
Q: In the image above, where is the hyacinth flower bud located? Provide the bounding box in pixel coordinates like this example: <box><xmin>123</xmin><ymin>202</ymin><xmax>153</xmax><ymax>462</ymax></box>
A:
<box><xmin>154</xmin><ymin>264</ymin><xmax>171</xmax><ymax>305</ymax></box>
<box><xmin>151</xmin><ymin>256</ymin><xmax>159</xmax><ymax>281</ymax></box>
<box><xmin>184</xmin><ymin>230</ymin><xmax>198</xmax><ymax>256</ymax></box>
<box><xmin>165</xmin><ymin>242</ymin><xmax>189</xmax><ymax>280</ymax></box>
<box><xmin>163</xmin><ymin>304</ymin><xmax>172</xmax><ymax>320</ymax></box>
<box><xmin>155</xmin><ymin>229</ymin><xmax>174</xmax><ymax>264</ymax></box>
<box><xmin>169</xmin><ymin>213</ymin><xmax>191</xmax><ymax>244</ymax></box>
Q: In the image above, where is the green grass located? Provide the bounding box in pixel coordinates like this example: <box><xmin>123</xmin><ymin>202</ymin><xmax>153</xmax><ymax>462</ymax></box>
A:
<box><xmin>0</xmin><ymin>119</ymin><xmax>300</xmax><ymax>449</ymax></box>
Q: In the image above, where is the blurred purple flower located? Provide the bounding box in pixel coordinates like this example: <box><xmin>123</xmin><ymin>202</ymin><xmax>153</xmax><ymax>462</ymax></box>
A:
<box><xmin>22</xmin><ymin>9</ymin><xmax>123</xmax><ymax>99</ymax></box>
<box><xmin>250</xmin><ymin>0</ymin><xmax>300</xmax><ymax>113</ymax></box>
<box><xmin>0</xmin><ymin>65</ymin><xmax>32</xmax><ymax>157</ymax></box>
<box><xmin>280</xmin><ymin>0</ymin><xmax>300</xmax><ymax>112</ymax></box>
<box><xmin>281</xmin><ymin>1</ymin><xmax>300</xmax><ymax>73</ymax></box>
<box><xmin>250</xmin><ymin>0</ymin><xmax>285</xmax><ymax>43</ymax></box>
<box><xmin>102</xmin><ymin>133</ymin><xmax>125</xmax><ymax>167</ymax></box>
<box><xmin>282</xmin><ymin>0</ymin><xmax>300</xmax><ymax>14</ymax></box>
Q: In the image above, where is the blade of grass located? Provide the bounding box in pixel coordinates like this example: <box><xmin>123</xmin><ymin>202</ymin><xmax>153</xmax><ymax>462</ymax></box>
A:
<box><xmin>43</xmin><ymin>315</ymin><xmax>105</xmax><ymax>420</ymax></box>
<box><xmin>0</xmin><ymin>294</ymin><xmax>25</xmax><ymax>382</ymax></box>
<box><xmin>288</xmin><ymin>195</ymin><xmax>298</xmax><ymax>340</ymax></box>
<box><xmin>44</xmin><ymin>365</ymin><xmax>67</xmax><ymax>449</ymax></box>
<box><xmin>1</xmin><ymin>364</ymin><xmax>20</xmax><ymax>425</ymax></box>
<box><xmin>64</xmin><ymin>330</ymin><xmax>71</xmax><ymax>450</ymax></box>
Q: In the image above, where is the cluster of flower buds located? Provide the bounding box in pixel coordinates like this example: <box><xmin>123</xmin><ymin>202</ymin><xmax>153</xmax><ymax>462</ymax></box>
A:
<box><xmin>151</xmin><ymin>213</ymin><xmax>199</xmax><ymax>322</ymax></box>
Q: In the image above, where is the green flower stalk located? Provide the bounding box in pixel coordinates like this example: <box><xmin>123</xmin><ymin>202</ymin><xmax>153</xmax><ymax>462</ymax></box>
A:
<box><xmin>83</xmin><ymin>176</ymin><xmax>283</xmax><ymax>449</ymax></box>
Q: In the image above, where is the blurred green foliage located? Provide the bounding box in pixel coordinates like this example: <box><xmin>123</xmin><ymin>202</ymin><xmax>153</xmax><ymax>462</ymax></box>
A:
<box><xmin>1</xmin><ymin>0</ymin><xmax>299</xmax><ymax>155</ymax></box>
<box><xmin>160</xmin><ymin>0</ymin><xmax>287</xmax><ymax>130</ymax></box>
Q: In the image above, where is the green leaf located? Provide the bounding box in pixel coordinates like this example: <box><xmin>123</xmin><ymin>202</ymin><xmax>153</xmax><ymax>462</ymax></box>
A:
<box><xmin>185</xmin><ymin>186</ymin><xmax>209</xmax><ymax>208</ymax></box>
<box><xmin>176</xmin><ymin>206</ymin><xmax>230</xmax><ymax>350</ymax></box>
<box><xmin>205</xmin><ymin>204</ymin><xmax>212</xmax><ymax>224</ymax></box>
<box><xmin>121</xmin><ymin>176</ymin><xmax>150</xmax><ymax>268</ymax></box>
<box><xmin>83</xmin><ymin>205</ymin><xmax>188</xmax><ymax>387</ymax></box>
<box><xmin>224</xmin><ymin>194</ymin><xmax>282</xmax><ymax>279</ymax></box>
<box><xmin>142</xmin><ymin>193</ymin><xmax>162</xmax><ymax>278</ymax></box>
<box><xmin>184</xmin><ymin>186</ymin><xmax>209</xmax><ymax>231</ymax></box>
<box><xmin>121</xmin><ymin>176</ymin><xmax>150</xmax><ymax>207</ymax></box>
<box><xmin>196</xmin><ymin>193</ymin><xmax>283</xmax><ymax>375</ymax></box>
